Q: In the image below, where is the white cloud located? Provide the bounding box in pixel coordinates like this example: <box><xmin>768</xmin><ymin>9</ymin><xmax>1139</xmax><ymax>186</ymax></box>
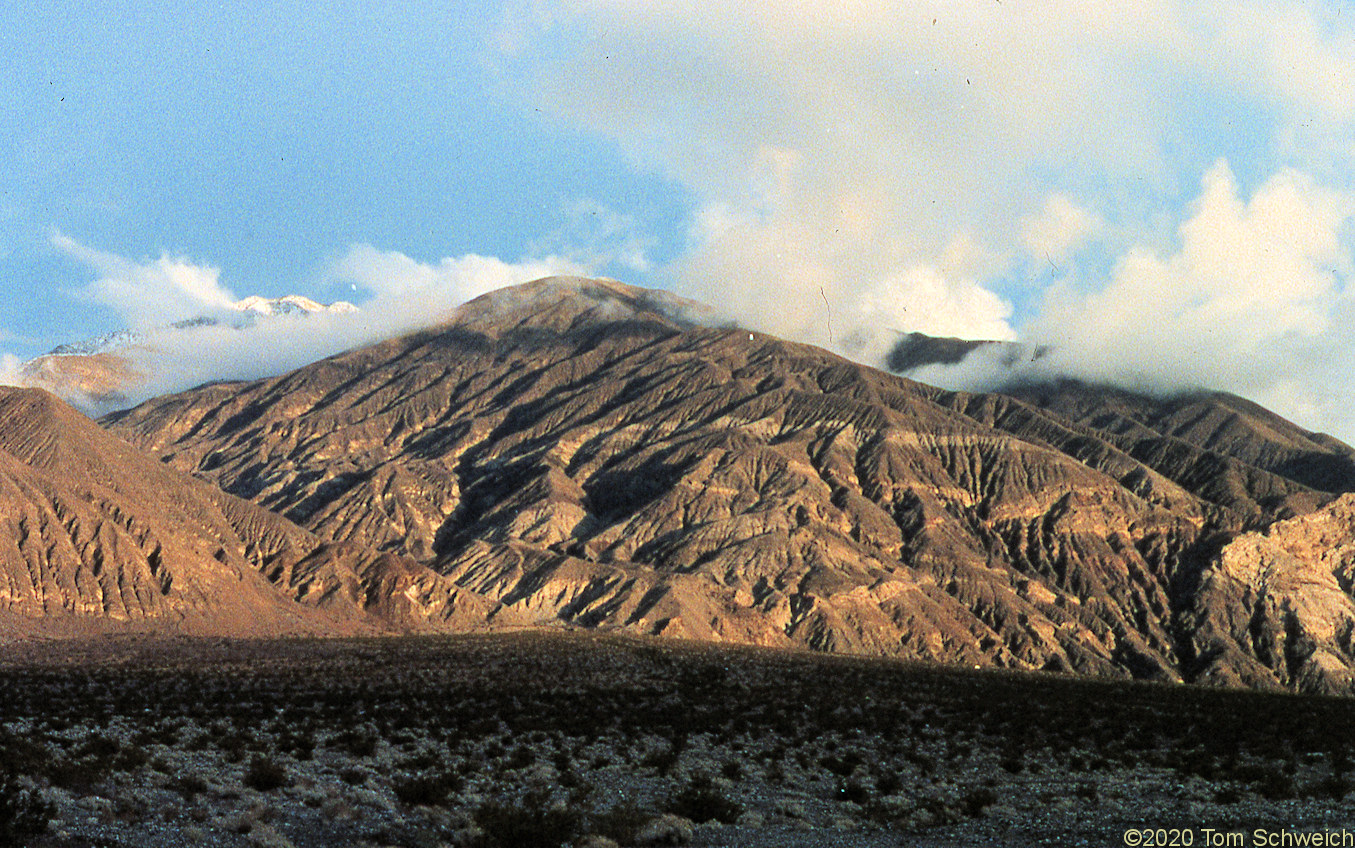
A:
<box><xmin>325</xmin><ymin>244</ymin><xmax>588</xmax><ymax>322</ymax></box>
<box><xmin>40</xmin><ymin>241</ymin><xmax>593</xmax><ymax>413</ymax></box>
<box><xmin>0</xmin><ymin>353</ymin><xmax>21</xmax><ymax>388</ymax></box>
<box><xmin>503</xmin><ymin>1</ymin><xmax>1355</xmax><ymax>376</ymax></box>
<box><xmin>54</xmin><ymin>233</ymin><xmax>238</xmax><ymax>328</ymax></box>
<box><xmin>1027</xmin><ymin>161</ymin><xmax>1352</xmax><ymax>389</ymax></box>
<box><xmin>530</xmin><ymin>199</ymin><xmax>655</xmax><ymax>274</ymax></box>
<box><xmin>919</xmin><ymin>161</ymin><xmax>1355</xmax><ymax>437</ymax></box>
<box><xmin>1021</xmin><ymin>195</ymin><xmax>1104</xmax><ymax>264</ymax></box>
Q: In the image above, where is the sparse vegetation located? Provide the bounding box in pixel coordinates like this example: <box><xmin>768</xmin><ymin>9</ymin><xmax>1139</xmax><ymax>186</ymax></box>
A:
<box><xmin>667</xmin><ymin>773</ymin><xmax>743</xmax><ymax>824</ymax></box>
<box><xmin>392</xmin><ymin>770</ymin><xmax>462</xmax><ymax>807</ymax></box>
<box><xmin>0</xmin><ymin>632</ymin><xmax>1354</xmax><ymax>846</ymax></box>
<box><xmin>473</xmin><ymin>789</ymin><xmax>581</xmax><ymax>848</ymax></box>
<box><xmin>0</xmin><ymin>768</ymin><xmax>53</xmax><ymax>845</ymax></box>
<box><xmin>242</xmin><ymin>754</ymin><xmax>289</xmax><ymax>792</ymax></box>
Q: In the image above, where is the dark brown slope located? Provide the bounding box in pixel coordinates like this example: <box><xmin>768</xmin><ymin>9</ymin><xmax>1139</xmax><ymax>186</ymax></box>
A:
<box><xmin>887</xmin><ymin>336</ymin><xmax>1355</xmax><ymax>523</ymax></box>
<box><xmin>103</xmin><ymin>277</ymin><xmax>1355</xmax><ymax>692</ymax></box>
<box><xmin>0</xmin><ymin>387</ymin><xmax>489</xmax><ymax>636</ymax></box>
<box><xmin>1003</xmin><ymin>380</ymin><xmax>1355</xmax><ymax>505</ymax></box>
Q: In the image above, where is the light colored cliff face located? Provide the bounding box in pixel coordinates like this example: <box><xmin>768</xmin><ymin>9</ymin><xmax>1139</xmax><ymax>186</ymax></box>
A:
<box><xmin>51</xmin><ymin>276</ymin><xmax>1355</xmax><ymax>694</ymax></box>
<box><xmin>1184</xmin><ymin>493</ymin><xmax>1355</xmax><ymax>693</ymax></box>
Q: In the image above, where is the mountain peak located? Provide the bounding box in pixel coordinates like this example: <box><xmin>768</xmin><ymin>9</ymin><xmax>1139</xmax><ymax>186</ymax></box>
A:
<box><xmin>233</xmin><ymin>294</ymin><xmax>358</xmax><ymax>316</ymax></box>
<box><xmin>446</xmin><ymin>275</ymin><xmax>712</xmax><ymax>336</ymax></box>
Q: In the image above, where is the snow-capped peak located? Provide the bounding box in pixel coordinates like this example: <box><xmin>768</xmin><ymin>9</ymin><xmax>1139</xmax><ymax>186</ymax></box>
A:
<box><xmin>233</xmin><ymin>295</ymin><xmax>358</xmax><ymax>316</ymax></box>
<box><xmin>44</xmin><ymin>295</ymin><xmax>361</xmax><ymax>357</ymax></box>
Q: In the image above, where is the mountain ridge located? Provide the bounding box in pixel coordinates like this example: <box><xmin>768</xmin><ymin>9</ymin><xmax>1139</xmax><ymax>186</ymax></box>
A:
<box><xmin>99</xmin><ymin>276</ymin><xmax>1355</xmax><ymax>693</ymax></box>
<box><xmin>15</xmin><ymin>293</ymin><xmax>360</xmax><ymax>414</ymax></box>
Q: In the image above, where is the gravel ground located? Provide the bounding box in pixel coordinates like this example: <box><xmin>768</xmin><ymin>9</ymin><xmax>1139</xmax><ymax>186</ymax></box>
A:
<box><xmin>1</xmin><ymin>632</ymin><xmax>1352</xmax><ymax>847</ymax></box>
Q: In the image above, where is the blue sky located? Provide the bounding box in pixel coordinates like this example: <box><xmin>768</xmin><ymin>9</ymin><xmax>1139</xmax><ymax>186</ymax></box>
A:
<box><xmin>6</xmin><ymin>1</ymin><xmax>1355</xmax><ymax>437</ymax></box>
<box><xmin>0</xmin><ymin>0</ymin><xmax>688</xmax><ymax>350</ymax></box>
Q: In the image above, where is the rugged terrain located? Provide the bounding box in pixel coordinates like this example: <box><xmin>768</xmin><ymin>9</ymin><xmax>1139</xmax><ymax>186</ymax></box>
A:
<box><xmin>0</xmin><ymin>387</ymin><xmax>492</xmax><ymax>637</ymax></box>
<box><xmin>93</xmin><ymin>276</ymin><xmax>1355</xmax><ymax>693</ymax></box>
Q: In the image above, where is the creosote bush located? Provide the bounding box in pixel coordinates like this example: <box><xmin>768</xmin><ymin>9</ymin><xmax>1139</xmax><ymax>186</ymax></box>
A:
<box><xmin>667</xmin><ymin>773</ymin><xmax>743</xmax><ymax>825</ymax></box>
<box><xmin>0</xmin><ymin>769</ymin><xmax>53</xmax><ymax>845</ymax></box>
<box><xmin>392</xmin><ymin>771</ymin><xmax>463</xmax><ymax>807</ymax></box>
<box><xmin>473</xmin><ymin>789</ymin><xmax>581</xmax><ymax>848</ymax></box>
<box><xmin>243</xmin><ymin>754</ymin><xmax>289</xmax><ymax>792</ymax></box>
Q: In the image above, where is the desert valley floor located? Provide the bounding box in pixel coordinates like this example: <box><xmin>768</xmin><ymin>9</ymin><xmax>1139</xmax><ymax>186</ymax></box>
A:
<box><xmin>2</xmin><ymin>631</ymin><xmax>1355</xmax><ymax>848</ymax></box>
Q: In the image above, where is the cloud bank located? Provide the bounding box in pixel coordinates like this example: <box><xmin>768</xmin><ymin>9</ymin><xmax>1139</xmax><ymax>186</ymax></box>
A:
<box><xmin>916</xmin><ymin>162</ymin><xmax>1355</xmax><ymax>437</ymax></box>
<box><xmin>498</xmin><ymin>0</ymin><xmax>1355</xmax><ymax>440</ymax></box>
<box><xmin>20</xmin><ymin>2</ymin><xmax>1355</xmax><ymax>445</ymax></box>
<box><xmin>53</xmin><ymin>233</ymin><xmax>239</xmax><ymax>328</ymax></box>
<box><xmin>38</xmin><ymin>237</ymin><xmax>587</xmax><ymax>411</ymax></box>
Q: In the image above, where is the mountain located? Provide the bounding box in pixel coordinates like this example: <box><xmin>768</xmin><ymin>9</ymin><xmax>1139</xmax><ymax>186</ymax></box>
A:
<box><xmin>233</xmin><ymin>294</ymin><xmax>358</xmax><ymax>317</ymax></box>
<box><xmin>885</xmin><ymin>335</ymin><xmax>1355</xmax><ymax>524</ymax></box>
<box><xmin>0</xmin><ymin>386</ymin><xmax>492</xmax><ymax>637</ymax></box>
<box><xmin>16</xmin><ymin>294</ymin><xmax>359</xmax><ymax>414</ymax></box>
<box><xmin>101</xmin><ymin>276</ymin><xmax>1355</xmax><ymax>693</ymax></box>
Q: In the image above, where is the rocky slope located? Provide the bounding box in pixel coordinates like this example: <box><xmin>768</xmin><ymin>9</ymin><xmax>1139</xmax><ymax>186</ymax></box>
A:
<box><xmin>96</xmin><ymin>277</ymin><xmax>1355</xmax><ymax>693</ymax></box>
<box><xmin>0</xmin><ymin>386</ymin><xmax>491</xmax><ymax>637</ymax></box>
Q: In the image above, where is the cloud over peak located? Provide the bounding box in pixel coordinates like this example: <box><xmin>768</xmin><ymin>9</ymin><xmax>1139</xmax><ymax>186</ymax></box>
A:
<box><xmin>53</xmin><ymin>233</ymin><xmax>238</xmax><ymax>329</ymax></box>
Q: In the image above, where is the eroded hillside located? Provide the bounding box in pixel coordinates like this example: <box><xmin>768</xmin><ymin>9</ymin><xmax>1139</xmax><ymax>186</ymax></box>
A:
<box><xmin>99</xmin><ymin>277</ymin><xmax>1355</xmax><ymax>692</ymax></box>
<box><xmin>0</xmin><ymin>387</ymin><xmax>492</xmax><ymax>637</ymax></box>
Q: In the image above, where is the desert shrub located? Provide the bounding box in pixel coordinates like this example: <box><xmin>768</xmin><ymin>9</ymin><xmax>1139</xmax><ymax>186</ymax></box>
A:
<box><xmin>330</xmin><ymin>729</ymin><xmax>377</xmax><ymax>758</ymax></box>
<box><xmin>960</xmin><ymin>787</ymin><xmax>998</xmax><ymax>818</ymax></box>
<box><xmin>505</xmin><ymin>745</ymin><xmax>536</xmax><ymax>770</ymax></box>
<box><xmin>999</xmin><ymin>754</ymin><xmax>1024</xmax><ymax>774</ymax></box>
<box><xmin>473</xmin><ymin>790</ymin><xmax>580</xmax><ymax>848</ymax></box>
<box><xmin>339</xmin><ymin>767</ymin><xmax>368</xmax><ymax>785</ymax></box>
<box><xmin>243</xmin><ymin>754</ymin><xmax>289</xmax><ymax>792</ymax></box>
<box><xmin>111</xmin><ymin>744</ymin><xmax>150</xmax><ymax>772</ymax></box>
<box><xmin>874</xmin><ymin>769</ymin><xmax>903</xmax><ymax>795</ymax></box>
<box><xmin>837</xmin><ymin>778</ymin><xmax>871</xmax><ymax>805</ymax></box>
<box><xmin>0</xmin><ymin>770</ymin><xmax>53</xmax><ymax>845</ymax></box>
<box><xmin>1252</xmin><ymin>763</ymin><xmax>1295</xmax><ymax>800</ymax></box>
<box><xmin>0</xmin><ymin>731</ymin><xmax>49</xmax><ymax>777</ymax></box>
<box><xmin>1213</xmin><ymin>785</ymin><xmax>1243</xmax><ymax>805</ymax></box>
<box><xmin>175</xmin><ymin>773</ymin><xmax>209</xmax><ymax>801</ymax></box>
<box><xmin>905</xmin><ymin>750</ymin><xmax>936</xmax><ymax>776</ymax></box>
<box><xmin>551</xmin><ymin>749</ymin><xmax>574</xmax><ymax>772</ymax></box>
<box><xmin>641</xmin><ymin>745</ymin><xmax>680</xmax><ymax>775</ymax></box>
<box><xmin>76</xmin><ymin>734</ymin><xmax>119</xmax><ymax>760</ymax></box>
<box><xmin>900</xmin><ymin>795</ymin><xmax>964</xmax><ymax>828</ymax></box>
<box><xmin>588</xmin><ymin>800</ymin><xmax>652</xmax><ymax>845</ymax></box>
<box><xmin>1333</xmin><ymin>748</ymin><xmax>1351</xmax><ymax>777</ymax></box>
<box><xmin>45</xmin><ymin>755</ymin><xmax>109</xmax><ymax>791</ymax></box>
<box><xmin>667</xmin><ymin>773</ymin><xmax>743</xmax><ymax>824</ymax></box>
<box><xmin>1314</xmin><ymin>774</ymin><xmax>1350</xmax><ymax>800</ymax></box>
<box><xmin>819</xmin><ymin>751</ymin><xmax>863</xmax><ymax>777</ymax></box>
<box><xmin>720</xmin><ymin>760</ymin><xmax>743</xmax><ymax>781</ymax></box>
<box><xmin>392</xmin><ymin>771</ymin><xmax>463</xmax><ymax>807</ymax></box>
<box><xmin>217</xmin><ymin>732</ymin><xmax>249</xmax><ymax>763</ymax></box>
